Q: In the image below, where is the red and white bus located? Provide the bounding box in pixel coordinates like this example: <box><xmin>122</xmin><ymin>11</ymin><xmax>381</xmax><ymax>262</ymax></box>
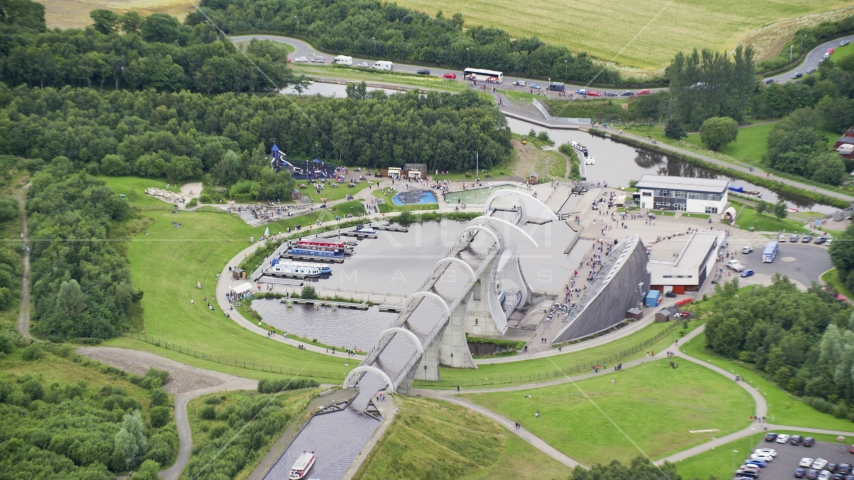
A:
<box><xmin>463</xmin><ymin>68</ymin><xmax>503</xmax><ymax>84</ymax></box>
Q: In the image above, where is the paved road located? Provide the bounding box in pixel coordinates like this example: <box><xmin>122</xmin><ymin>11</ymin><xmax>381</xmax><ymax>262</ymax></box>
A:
<box><xmin>232</xmin><ymin>33</ymin><xmax>854</xmax><ymax>95</ymax></box>
<box><xmin>766</xmin><ymin>35</ymin><xmax>854</xmax><ymax>84</ymax></box>
<box><xmin>230</xmin><ymin>35</ymin><xmax>662</xmax><ymax>96</ymax></box>
<box><xmin>15</xmin><ymin>184</ymin><xmax>33</xmax><ymax>340</ymax></box>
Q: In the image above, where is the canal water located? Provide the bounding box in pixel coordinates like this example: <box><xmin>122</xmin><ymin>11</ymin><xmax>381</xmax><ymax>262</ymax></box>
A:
<box><xmin>264</xmin><ymin>409</ymin><xmax>380</xmax><ymax>480</ymax></box>
<box><xmin>281</xmin><ymin>82</ymin><xmax>402</xmax><ymax>97</ymax></box>
<box><xmin>505</xmin><ymin>118</ymin><xmax>835</xmax><ymax>214</ymax></box>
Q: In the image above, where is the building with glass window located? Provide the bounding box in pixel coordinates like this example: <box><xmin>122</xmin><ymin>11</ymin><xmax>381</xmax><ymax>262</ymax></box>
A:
<box><xmin>648</xmin><ymin>230</ymin><xmax>725</xmax><ymax>293</ymax></box>
<box><xmin>633</xmin><ymin>175</ymin><xmax>728</xmax><ymax>214</ymax></box>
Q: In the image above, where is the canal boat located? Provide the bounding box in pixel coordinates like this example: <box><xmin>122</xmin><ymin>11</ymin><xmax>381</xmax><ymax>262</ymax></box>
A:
<box><xmin>266</xmin><ymin>258</ymin><xmax>332</xmax><ymax>276</ymax></box>
<box><xmin>584</xmin><ymin>156</ymin><xmax>595</xmax><ymax>165</ymax></box>
<box><xmin>292</xmin><ymin>240</ymin><xmax>351</xmax><ymax>255</ymax></box>
<box><xmin>297</xmin><ymin>239</ymin><xmax>346</xmax><ymax>249</ymax></box>
<box><xmin>569</xmin><ymin>141</ymin><xmax>588</xmax><ymax>156</ymax></box>
<box><xmin>354</xmin><ymin>224</ymin><xmax>378</xmax><ymax>235</ymax></box>
<box><xmin>286</xmin><ymin>247</ymin><xmax>345</xmax><ymax>260</ymax></box>
<box><xmin>289</xmin><ymin>451</ymin><xmax>316</xmax><ymax>480</ymax></box>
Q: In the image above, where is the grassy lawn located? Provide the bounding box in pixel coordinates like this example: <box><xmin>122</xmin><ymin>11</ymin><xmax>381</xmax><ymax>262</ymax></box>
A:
<box><xmin>355</xmin><ymin>396</ymin><xmax>568</xmax><ymax>480</ymax></box>
<box><xmin>297</xmin><ymin>178</ymin><xmax>372</xmax><ymax>203</ymax></box>
<box><xmin>291</xmin><ymin>64</ymin><xmax>467</xmax><ymax>93</ymax></box>
<box><xmin>98</xmin><ymin>176</ymin><xmax>181</xmax><ymax>210</ymax></box>
<box><xmin>821</xmin><ymin>268</ymin><xmax>854</xmax><ymax>299</ymax></box>
<box><xmin>650</xmin><ymin>210</ymin><xmax>676</xmax><ymax>216</ymax></box>
<box><xmin>731</xmin><ymin>201</ymin><xmax>810</xmax><ymax>234</ymax></box>
<box><xmin>676</xmin><ymin>429</ymin><xmax>854</xmax><ymax>480</ymax></box>
<box><xmin>684</xmin><ymin>123</ymin><xmax>777</xmax><ymax>165</ymax></box>
<box><xmin>99</xmin><ymin>178</ymin><xmax>356</xmax><ymax>381</ymax></box>
<box><xmin>681</xmin><ymin>332</ymin><xmax>854</xmax><ymax>431</ymax></box>
<box><xmin>391</xmin><ymin>0</ymin><xmax>846</xmax><ymax>71</ymax></box>
<box><xmin>414</xmin><ymin>320</ymin><xmax>698</xmax><ymax>389</ymax></box>
<box><xmin>682</xmin><ymin>213</ymin><xmax>710</xmax><ymax>219</ymax></box>
<box><xmin>464</xmin><ymin>361</ymin><xmax>753</xmax><ymax>466</ymax></box>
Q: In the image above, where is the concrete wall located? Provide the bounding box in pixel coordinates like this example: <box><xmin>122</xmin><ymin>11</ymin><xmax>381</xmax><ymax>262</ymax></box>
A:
<box><xmin>554</xmin><ymin>238</ymin><xmax>649</xmax><ymax>342</ymax></box>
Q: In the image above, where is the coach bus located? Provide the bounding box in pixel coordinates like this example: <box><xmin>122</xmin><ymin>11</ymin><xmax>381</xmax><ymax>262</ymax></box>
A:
<box><xmin>463</xmin><ymin>68</ymin><xmax>503</xmax><ymax>84</ymax></box>
<box><xmin>762</xmin><ymin>241</ymin><xmax>779</xmax><ymax>263</ymax></box>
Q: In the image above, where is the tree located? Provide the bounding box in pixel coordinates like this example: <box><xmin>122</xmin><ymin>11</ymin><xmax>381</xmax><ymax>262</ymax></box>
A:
<box><xmin>132</xmin><ymin>460</ymin><xmax>161</xmax><ymax>480</ymax></box>
<box><xmin>755</xmin><ymin>200</ymin><xmax>769</xmax><ymax>215</ymax></box>
<box><xmin>113</xmin><ymin>410</ymin><xmax>147</xmax><ymax>470</ymax></box>
<box><xmin>300</xmin><ymin>285</ymin><xmax>317</xmax><ymax>299</ymax></box>
<box><xmin>120</xmin><ymin>11</ymin><xmax>141</xmax><ymax>34</ymax></box>
<box><xmin>830</xmin><ymin>222</ymin><xmax>854</xmax><ymax>291</ymax></box>
<box><xmin>699</xmin><ymin>116</ymin><xmax>738</xmax><ymax>151</ymax></box>
<box><xmin>140</xmin><ymin>13</ymin><xmax>181</xmax><ymax>44</ymax></box>
<box><xmin>664</xmin><ymin>118</ymin><xmax>686</xmax><ymax>139</ymax></box>
<box><xmin>89</xmin><ymin>9</ymin><xmax>120</xmax><ymax>34</ymax></box>
<box><xmin>773</xmin><ymin>201</ymin><xmax>788</xmax><ymax>221</ymax></box>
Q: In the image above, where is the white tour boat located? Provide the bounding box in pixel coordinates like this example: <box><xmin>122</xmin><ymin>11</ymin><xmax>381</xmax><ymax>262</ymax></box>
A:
<box><xmin>289</xmin><ymin>451</ymin><xmax>316</xmax><ymax>480</ymax></box>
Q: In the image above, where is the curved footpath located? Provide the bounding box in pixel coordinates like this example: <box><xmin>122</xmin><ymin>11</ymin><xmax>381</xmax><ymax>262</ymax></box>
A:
<box><xmin>15</xmin><ymin>184</ymin><xmax>33</xmax><ymax>340</ymax></box>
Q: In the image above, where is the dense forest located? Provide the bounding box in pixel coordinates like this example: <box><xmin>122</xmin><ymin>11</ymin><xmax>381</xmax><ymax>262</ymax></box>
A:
<box><xmin>0</xmin><ymin>85</ymin><xmax>510</xmax><ymax>189</ymax></box>
<box><xmin>0</xmin><ymin>344</ymin><xmax>176</xmax><ymax>478</ymax></box>
<box><xmin>191</xmin><ymin>0</ymin><xmax>622</xmax><ymax>84</ymax></box>
<box><xmin>570</xmin><ymin>457</ymin><xmax>682</xmax><ymax>480</ymax></box>
<box><xmin>0</xmin><ymin>0</ymin><xmax>300</xmax><ymax>94</ymax></box>
<box><xmin>0</xmin><ymin>155</ymin><xmax>21</xmax><ymax>312</ymax></box>
<box><xmin>705</xmin><ymin>277</ymin><xmax>854</xmax><ymax>418</ymax></box>
<box><xmin>830</xmin><ymin>221</ymin><xmax>854</xmax><ymax>292</ymax></box>
<box><xmin>27</xmin><ymin>159</ymin><xmax>138</xmax><ymax>340</ymax></box>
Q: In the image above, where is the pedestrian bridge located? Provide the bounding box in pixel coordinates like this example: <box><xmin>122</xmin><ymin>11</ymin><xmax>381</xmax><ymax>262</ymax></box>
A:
<box><xmin>344</xmin><ymin>189</ymin><xmax>557</xmax><ymax>407</ymax></box>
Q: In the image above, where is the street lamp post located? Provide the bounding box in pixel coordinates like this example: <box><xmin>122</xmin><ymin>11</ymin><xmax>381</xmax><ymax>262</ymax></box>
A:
<box><xmin>372</xmin><ymin>37</ymin><xmax>376</xmax><ymax>57</ymax></box>
<box><xmin>295</xmin><ymin>16</ymin><xmax>299</xmax><ymax>36</ymax></box>
<box><xmin>790</xmin><ymin>45</ymin><xmax>793</xmax><ymax>61</ymax></box>
<box><xmin>466</xmin><ymin>47</ymin><xmax>470</xmax><ymax>67</ymax></box>
<box><xmin>732</xmin><ymin>450</ymin><xmax>738</xmax><ymax>471</ymax></box>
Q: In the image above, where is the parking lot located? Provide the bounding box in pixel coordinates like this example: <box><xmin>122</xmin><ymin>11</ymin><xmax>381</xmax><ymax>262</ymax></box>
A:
<box><xmin>736</xmin><ymin>242</ymin><xmax>832</xmax><ymax>288</ymax></box>
<box><xmin>746</xmin><ymin>436</ymin><xmax>854</xmax><ymax>478</ymax></box>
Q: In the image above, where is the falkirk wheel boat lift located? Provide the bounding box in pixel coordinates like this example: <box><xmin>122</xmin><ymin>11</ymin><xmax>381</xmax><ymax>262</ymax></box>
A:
<box><xmin>342</xmin><ymin>188</ymin><xmax>649</xmax><ymax>396</ymax></box>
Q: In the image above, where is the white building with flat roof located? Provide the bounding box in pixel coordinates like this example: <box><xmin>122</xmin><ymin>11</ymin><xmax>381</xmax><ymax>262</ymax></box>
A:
<box><xmin>647</xmin><ymin>230</ymin><xmax>724</xmax><ymax>293</ymax></box>
<box><xmin>634</xmin><ymin>175</ymin><xmax>728</xmax><ymax>214</ymax></box>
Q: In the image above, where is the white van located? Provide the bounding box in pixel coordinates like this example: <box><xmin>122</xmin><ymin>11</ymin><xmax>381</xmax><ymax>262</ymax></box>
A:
<box><xmin>372</xmin><ymin>61</ymin><xmax>393</xmax><ymax>71</ymax></box>
<box><xmin>333</xmin><ymin>55</ymin><xmax>352</xmax><ymax>66</ymax></box>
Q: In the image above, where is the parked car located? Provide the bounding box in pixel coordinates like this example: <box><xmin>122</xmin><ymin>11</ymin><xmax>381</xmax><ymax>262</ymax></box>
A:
<box><xmin>804</xmin><ymin>437</ymin><xmax>815</xmax><ymax>447</ymax></box>
<box><xmin>744</xmin><ymin>459</ymin><xmax>767</xmax><ymax>468</ymax></box>
<box><xmin>839</xmin><ymin>464</ymin><xmax>852</xmax><ymax>474</ymax></box>
<box><xmin>763</xmin><ymin>78</ymin><xmax>775</xmax><ymax>84</ymax></box>
<box><xmin>807</xmin><ymin>470</ymin><xmax>819</xmax><ymax>480</ymax></box>
<box><xmin>637</xmin><ymin>89</ymin><xmax>651</xmax><ymax>95</ymax></box>
<box><xmin>829</xmin><ymin>464</ymin><xmax>839</xmax><ymax>473</ymax></box>
<box><xmin>442</xmin><ymin>72</ymin><xmax>456</xmax><ymax>79</ymax></box>
<box><xmin>802</xmin><ymin>236</ymin><xmax>813</xmax><ymax>243</ymax></box>
<box><xmin>820</xmin><ymin>471</ymin><xmax>832</xmax><ymax>480</ymax></box>
<box><xmin>605</xmin><ymin>91</ymin><xmax>618</xmax><ymax>97</ymax></box>
<box><xmin>587</xmin><ymin>90</ymin><xmax>602</xmax><ymax>97</ymax></box>
<box><xmin>736</xmin><ymin>470</ymin><xmax>759</xmax><ymax>478</ymax></box>
<box><xmin>755</xmin><ymin>448</ymin><xmax>777</xmax><ymax>457</ymax></box>
<box><xmin>311</xmin><ymin>56</ymin><xmax>325</xmax><ymax>63</ymax></box>
<box><xmin>295</xmin><ymin>56</ymin><xmax>308</xmax><ymax>62</ymax></box>
<box><xmin>791</xmin><ymin>435</ymin><xmax>804</xmax><ymax>445</ymax></box>
<box><xmin>576</xmin><ymin>89</ymin><xmax>587</xmax><ymax>95</ymax></box>
<box><xmin>803</xmin><ymin>458</ymin><xmax>818</xmax><ymax>467</ymax></box>
<box><xmin>793</xmin><ymin>71</ymin><xmax>804</xmax><ymax>79</ymax></box>
<box><xmin>808</xmin><ymin>67</ymin><xmax>818</xmax><ymax>74</ymax></box>
<box><xmin>777</xmin><ymin>434</ymin><xmax>792</xmax><ymax>444</ymax></box>
<box><xmin>842</xmin><ymin>40</ymin><xmax>851</xmax><ymax>46</ymax></box>
<box><xmin>512</xmin><ymin>80</ymin><xmax>527</xmax><ymax>86</ymax></box>
<box><xmin>829</xmin><ymin>48</ymin><xmax>835</xmax><ymax>55</ymax></box>
<box><xmin>530</xmin><ymin>83</ymin><xmax>541</xmax><ymax>90</ymax></box>
<box><xmin>416</xmin><ymin>69</ymin><xmax>430</xmax><ymax>75</ymax></box>
<box><xmin>751</xmin><ymin>453</ymin><xmax>774</xmax><ymax>462</ymax></box>
<box><xmin>741</xmin><ymin>269</ymin><xmax>755</xmax><ymax>278</ymax></box>
<box><xmin>823</xmin><ymin>53</ymin><xmax>831</xmax><ymax>60</ymax></box>
<box><xmin>813</xmin><ymin>459</ymin><xmax>829</xmax><ymax>470</ymax></box>
<box><xmin>791</xmin><ymin>234</ymin><xmax>799</xmax><ymax>242</ymax></box>
<box><xmin>796</xmin><ymin>469</ymin><xmax>806</xmax><ymax>478</ymax></box>
<box><xmin>621</xmin><ymin>90</ymin><xmax>634</xmax><ymax>96</ymax></box>
<box><xmin>815</xmin><ymin>237</ymin><xmax>827</xmax><ymax>245</ymax></box>
<box><xmin>743</xmin><ymin>246</ymin><xmax>754</xmax><ymax>254</ymax></box>
<box><xmin>766</xmin><ymin>433</ymin><xmax>779</xmax><ymax>442</ymax></box>
<box><xmin>357</xmin><ymin>62</ymin><xmax>369</xmax><ymax>67</ymax></box>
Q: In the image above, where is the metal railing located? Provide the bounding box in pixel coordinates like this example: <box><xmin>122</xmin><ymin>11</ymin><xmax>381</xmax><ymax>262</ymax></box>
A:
<box><xmin>531</xmin><ymin>99</ymin><xmax>591</xmax><ymax>125</ymax></box>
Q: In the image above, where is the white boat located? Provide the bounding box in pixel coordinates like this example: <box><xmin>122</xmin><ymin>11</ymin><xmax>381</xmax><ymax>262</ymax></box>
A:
<box><xmin>354</xmin><ymin>224</ymin><xmax>377</xmax><ymax>235</ymax></box>
<box><xmin>585</xmin><ymin>156</ymin><xmax>595</xmax><ymax>165</ymax></box>
<box><xmin>264</xmin><ymin>262</ymin><xmax>329</xmax><ymax>277</ymax></box>
<box><xmin>289</xmin><ymin>451</ymin><xmax>316</xmax><ymax>480</ymax></box>
<box><xmin>569</xmin><ymin>141</ymin><xmax>588</xmax><ymax>156</ymax></box>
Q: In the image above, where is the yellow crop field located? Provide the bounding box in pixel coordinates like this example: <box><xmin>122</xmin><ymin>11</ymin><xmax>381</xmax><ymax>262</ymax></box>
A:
<box><xmin>39</xmin><ymin>0</ymin><xmax>192</xmax><ymax>30</ymax></box>
<box><xmin>393</xmin><ymin>0</ymin><xmax>854</xmax><ymax>70</ymax></box>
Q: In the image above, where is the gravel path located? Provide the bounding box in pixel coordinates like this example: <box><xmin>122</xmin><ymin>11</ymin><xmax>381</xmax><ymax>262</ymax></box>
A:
<box><xmin>77</xmin><ymin>347</ymin><xmax>258</xmax><ymax>479</ymax></box>
<box><xmin>15</xmin><ymin>184</ymin><xmax>33</xmax><ymax>340</ymax></box>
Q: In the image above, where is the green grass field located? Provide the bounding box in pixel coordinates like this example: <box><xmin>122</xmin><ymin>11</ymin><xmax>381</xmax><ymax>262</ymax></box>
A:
<box><xmin>291</xmin><ymin>64</ymin><xmax>467</xmax><ymax>92</ymax></box>
<box><xmin>676</xmin><ymin>429</ymin><xmax>854</xmax><ymax>480</ymax></box>
<box><xmin>413</xmin><ymin>320</ymin><xmax>697</xmax><ymax>389</ymax></box>
<box><xmin>681</xmin><ymin>332</ymin><xmax>854</xmax><ymax>431</ymax></box>
<box><xmin>390</xmin><ymin>0</ymin><xmax>849</xmax><ymax>71</ymax></box>
<box><xmin>100</xmin><ymin>177</ymin><xmax>356</xmax><ymax>381</ymax></box>
<box><xmin>821</xmin><ymin>269</ymin><xmax>854</xmax><ymax>299</ymax></box>
<box><xmin>730</xmin><ymin>201</ymin><xmax>811</xmax><ymax>234</ymax></box>
<box><xmin>464</xmin><ymin>361</ymin><xmax>753</xmax><ymax>466</ymax></box>
<box><xmin>355</xmin><ymin>396</ymin><xmax>568</xmax><ymax>480</ymax></box>
<box><xmin>684</xmin><ymin>123</ymin><xmax>777</xmax><ymax>164</ymax></box>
